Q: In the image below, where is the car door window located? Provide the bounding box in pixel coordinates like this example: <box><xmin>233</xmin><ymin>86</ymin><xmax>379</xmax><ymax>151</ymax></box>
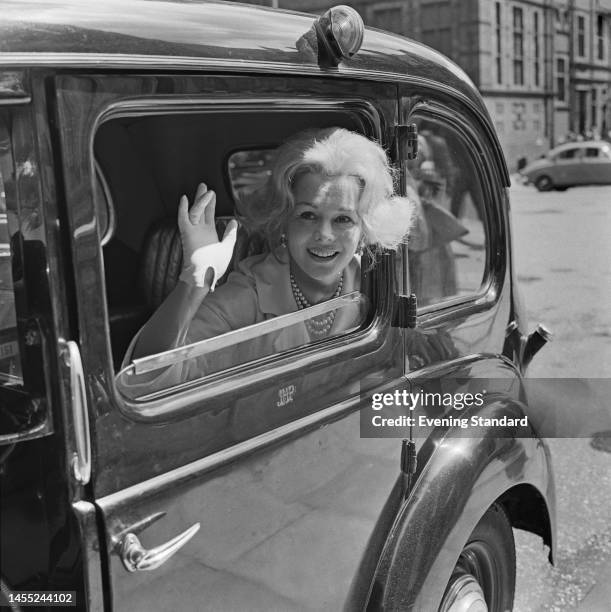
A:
<box><xmin>94</xmin><ymin>110</ymin><xmax>378</xmax><ymax>400</ymax></box>
<box><xmin>404</xmin><ymin>115</ymin><xmax>488</xmax><ymax>308</ymax></box>
<box><xmin>585</xmin><ymin>147</ymin><xmax>600</xmax><ymax>158</ymax></box>
<box><xmin>556</xmin><ymin>147</ymin><xmax>580</xmax><ymax>159</ymax></box>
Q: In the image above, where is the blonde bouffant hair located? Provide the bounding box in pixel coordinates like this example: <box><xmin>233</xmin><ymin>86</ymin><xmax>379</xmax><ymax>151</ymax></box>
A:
<box><xmin>237</xmin><ymin>128</ymin><xmax>415</xmax><ymax>251</ymax></box>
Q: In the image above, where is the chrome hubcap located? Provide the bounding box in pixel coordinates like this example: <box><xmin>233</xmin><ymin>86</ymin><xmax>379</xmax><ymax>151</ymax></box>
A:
<box><xmin>440</xmin><ymin>572</ymin><xmax>488</xmax><ymax>612</ymax></box>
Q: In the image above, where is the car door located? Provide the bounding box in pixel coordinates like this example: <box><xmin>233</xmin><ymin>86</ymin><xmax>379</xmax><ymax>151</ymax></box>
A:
<box><xmin>552</xmin><ymin>146</ymin><xmax>584</xmax><ymax>185</ymax></box>
<box><xmin>0</xmin><ymin>90</ymin><xmax>88</xmax><ymax>602</ymax></box>
<box><xmin>582</xmin><ymin>145</ymin><xmax>611</xmax><ymax>184</ymax></box>
<box><xmin>54</xmin><ymin>72</ymin><xmax>415</xmax><ymax>611</ymax></box>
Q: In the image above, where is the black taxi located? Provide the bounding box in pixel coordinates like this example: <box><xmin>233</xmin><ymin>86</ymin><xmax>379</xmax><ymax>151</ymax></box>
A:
<box><xmin>0</xmin><ymin>1</ymin><xmax>554</xmax><ymax>610</ymax></box>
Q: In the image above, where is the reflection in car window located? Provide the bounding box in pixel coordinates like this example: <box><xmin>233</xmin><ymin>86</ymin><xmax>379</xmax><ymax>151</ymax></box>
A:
<box><xmin>0</xmin><ymin>119</ymin><xmax>23</xmax><ymax>386</ymax></box>
<box><xmin>405</xmin><ymin>117</ymin><xmax>487</xmax><ymax>308</ymax></box>
<box><xmin>228</xmin><ymin>149</ymin><xmax>274</xmax><ymax>204</ymax></box>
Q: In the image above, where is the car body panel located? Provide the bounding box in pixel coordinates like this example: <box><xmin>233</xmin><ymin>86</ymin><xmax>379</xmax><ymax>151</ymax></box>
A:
<box><xmin>0</xmin><ymin>1</ymin><xmax>552</xmax><ymax>609</ymax></box>
<box><xmin>0</xmin><ymin>0</ymin><xmax>477</xmax><ymax>103</ymax></box>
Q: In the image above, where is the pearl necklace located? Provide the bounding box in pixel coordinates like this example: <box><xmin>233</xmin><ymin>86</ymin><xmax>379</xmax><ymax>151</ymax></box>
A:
<box><xmin>289</xmin><ymin>271</ymin><xmax>343</xmax><ymax>338</ymax></box>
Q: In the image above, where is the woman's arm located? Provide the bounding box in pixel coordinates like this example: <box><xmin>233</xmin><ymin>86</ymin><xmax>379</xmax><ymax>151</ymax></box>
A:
<box><xmin>130</xmin><ymin>183</ymin><xmax>237</xmax><ymax>359</ymax></box>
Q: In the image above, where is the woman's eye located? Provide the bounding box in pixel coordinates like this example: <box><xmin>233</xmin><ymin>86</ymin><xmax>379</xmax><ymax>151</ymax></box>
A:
<box><xmin>299</xmin><ymin>211</ymin><xmax>316</xmax><ymax>220</ymax></box>
<box><xmin>335</xmin><ymin>215</ymin><xmax>355</xmax><ymax>225</ymax></box>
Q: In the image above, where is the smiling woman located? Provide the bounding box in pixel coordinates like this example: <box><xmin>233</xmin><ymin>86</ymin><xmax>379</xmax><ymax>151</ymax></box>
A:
<box><xmin>125</xmin><ymin>128</ymin><xmax>414</xmax><ymax>384</ymax></box>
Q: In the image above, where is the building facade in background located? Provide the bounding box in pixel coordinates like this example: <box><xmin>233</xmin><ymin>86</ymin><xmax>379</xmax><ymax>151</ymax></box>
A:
<box><xmin>236</xmin><ymin>0</ymin><xmax>611</xmax><ymax>171</ymax></box>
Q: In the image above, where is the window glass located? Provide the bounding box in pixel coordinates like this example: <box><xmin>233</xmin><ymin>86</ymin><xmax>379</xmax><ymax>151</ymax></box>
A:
<box><xmin>227</xmin><ymin>149</ymin><xmax>274</xmax><ymax>203</ymax></box>
<box><xmin>556</xmin><ymin>148</ymin><xmax>579</xmax><ymax>159</ymax></box>
<box><xmin>0</xmin><ymin>120</ymin><xmax>23</xmax><ymax>386</ymax></box>
<box><xmin>585</xmin><ymin>148</ymin><xmax>600</xmax><ymax>158</ymax></box>
<box><xmin>117</xmin><ymin>292</ymin><xmax>368</xmax><ymax>400</ymax></box>
<box><xmin>405</xmin><ymin>116</ymin><xmax>487</xmax><ymax>308</ymax></box>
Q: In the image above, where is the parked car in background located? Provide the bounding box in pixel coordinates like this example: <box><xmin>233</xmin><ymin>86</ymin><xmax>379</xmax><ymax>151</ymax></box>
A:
<box><xmin>521</xmin><ymin>140</ymin><xmax>611</xmax><ymax>191</ymax></box>
<box><xmin>1</xmin><ymin>1</ymin><xmax>554</xmax><ymax>610</ymax></box>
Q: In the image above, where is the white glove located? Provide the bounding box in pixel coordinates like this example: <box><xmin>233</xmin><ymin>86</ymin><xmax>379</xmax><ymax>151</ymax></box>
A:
<box><xmin>177</xmin><ymin>183</ymin><xmax>238</xmax><ymax>290</ymax></box>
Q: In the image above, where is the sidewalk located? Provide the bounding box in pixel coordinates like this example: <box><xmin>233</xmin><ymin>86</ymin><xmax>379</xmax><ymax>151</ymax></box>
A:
<box><xmin>575</xmin><ymin>558</ymin><xmax>611</xmax><ymax>611</ymax></box>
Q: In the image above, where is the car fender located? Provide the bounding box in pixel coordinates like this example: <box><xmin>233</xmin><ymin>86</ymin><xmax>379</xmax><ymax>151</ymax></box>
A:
<box><xmin>366</xmin><ymin>395</ymin><xmax>555</xmax><ymax>611</ymax></box>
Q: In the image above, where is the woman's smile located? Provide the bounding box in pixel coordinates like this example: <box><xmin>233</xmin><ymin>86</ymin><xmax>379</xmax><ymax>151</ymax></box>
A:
<box><xmin>307</xmin><ymin>246</ymin><xmax>340</xmax><ymax>260</ymax></box>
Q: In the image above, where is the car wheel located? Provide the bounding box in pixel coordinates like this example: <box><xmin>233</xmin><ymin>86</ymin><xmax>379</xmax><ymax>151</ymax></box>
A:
<box><xmin>534</xmin><ymin>175</ymin><xmax>553</xmax><ymax>191</ymax></box>
<box><xmin>438</xmin><ymin>505</ymin><xmax>515</xmax><ymax>612</ymax></box>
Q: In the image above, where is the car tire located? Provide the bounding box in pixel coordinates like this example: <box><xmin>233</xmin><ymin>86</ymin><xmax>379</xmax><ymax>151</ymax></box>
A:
<box><xmin>438</xmin><ymin>504</ymin><xmax>515</xmax><ymax>612</ymax></box>
<box><xmin>534</xmin><ymin>175</ymin><xmax>553</xmax><ymax>191</ymax></box>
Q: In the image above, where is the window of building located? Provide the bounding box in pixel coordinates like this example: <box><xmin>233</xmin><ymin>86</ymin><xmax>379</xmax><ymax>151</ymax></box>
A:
<box><xmin>596</xmin><ymin>14</ymin><xmax>605</xmax><ymax>61</ymax></box>
<box><xmin>592</xmin><ymin>88</ymin><xmax>598</xmax><ymax>130</ymax></box>
<box><xmin>368</xmin><ymin>4</ymin><xmax>404</xmax><ymax>36</ymax></box>
<box><xmin>511</xmin><ymin>102</ymin><xmax>527</xmax><ymax>130</ymax></box>
<box><xmin>534</xmin><ymin>12</ymin><xmax>541</xmax><ymax>87</ymax></box>
<box><xmin>495</xmin><ymin>2</ymin><xmax>503</xmax><ymax>85</ymax></box>
<box><xmin>578</xmin><ymin>89</ymin><xmax>587</xmax><ymax>132</ymax></box>
<box><xmin>556</xmin><ymin>57</ymin><xmax>567</xmax><ymax>102</ymax></box>
<box><xmin>577</xmin><ymin>15</ymin><xmax>586</xmax><ymax>57</ymax></box>
<box><xmin>513</xmin><ymin>6</ymin><xmax>524</xmax><ymax>85</ymax></box>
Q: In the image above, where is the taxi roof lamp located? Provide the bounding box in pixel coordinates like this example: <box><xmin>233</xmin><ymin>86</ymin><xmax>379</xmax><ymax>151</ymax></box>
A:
<box><xmin>315</xmin><ymin>5</ymin><xmax>364</xmax><ymax>67</ymax></box>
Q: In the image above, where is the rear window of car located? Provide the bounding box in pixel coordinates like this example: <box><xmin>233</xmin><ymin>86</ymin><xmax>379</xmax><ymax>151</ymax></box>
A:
<box><xmin>585</xmin><ymin>147</ymin><xmax>600</xmax><ymax>158</ymax></box>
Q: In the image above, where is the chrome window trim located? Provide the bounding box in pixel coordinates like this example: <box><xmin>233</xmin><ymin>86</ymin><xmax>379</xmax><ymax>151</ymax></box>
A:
<box><xmin>125</xmin><ymin>291</ymin><xmax>364</xmax><ymax>376</ymax></box>
<box><xmin>87</xmin><ymin>93</ymin><xmax>390</xmax><ymax>421</ymax></box>
<box><xmin>117</xmin><ymin>314</ymin><xmax>387</xmax><ymax>421</ymax></box>
<box><xmin>93</xmin><ymin>160</ymin><xmax>116</xmax><ymax>246</ymax></box>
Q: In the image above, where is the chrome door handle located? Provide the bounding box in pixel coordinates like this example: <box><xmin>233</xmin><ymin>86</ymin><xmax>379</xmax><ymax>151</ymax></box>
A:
<box><xmin>64</xmin><ymin>340</ymin><xmax>91</xmax><ymax>484</ymax></box>
<box><xmin>120</xmin><ymin>522</ymin><xmax>200</xmax><ymax>572</ymax></box>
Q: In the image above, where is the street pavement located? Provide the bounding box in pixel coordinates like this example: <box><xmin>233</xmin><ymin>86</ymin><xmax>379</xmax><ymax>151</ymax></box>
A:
<box><xmin>509</xmin><ymin>181</ymin><xmax>611</xmax><ymax>611</ymax></box>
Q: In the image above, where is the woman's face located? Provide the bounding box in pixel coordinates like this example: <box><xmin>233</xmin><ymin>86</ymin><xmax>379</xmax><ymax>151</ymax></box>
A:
<box><xmin>287</xmin><ymin>172</ymin><xmax>362</xmax><ymax>287</ymax></box>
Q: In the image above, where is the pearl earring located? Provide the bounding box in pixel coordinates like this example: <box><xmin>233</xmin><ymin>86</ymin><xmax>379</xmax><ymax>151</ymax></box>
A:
<box><xmin>280</xmin><ymin>233</ymin><xmax>287</xmax><ymax>248</ymax></box>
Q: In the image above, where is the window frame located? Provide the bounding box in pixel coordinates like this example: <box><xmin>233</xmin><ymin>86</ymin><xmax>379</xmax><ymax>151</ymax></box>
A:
<box><xmin>512</xmin><ymin>6</ymin><xmax>525</xmax><ymax>86</ymax></box>
<box><xmin>91</xmin><ymin>96</ymin><xmax>398</xmax><ymax>419</ymax></box>
<box><xmin>494</xmin><ymin>2</ymin><xmax>503</xmax><ymax>86</ymax></box>
<box><xmin>556</xmin><ymin>57</ymin><xmax>567</xmax><ymax>103</ymax></box>
<box><xmin>533</xmin><ymin>11</ymin><xmax>541</xmax><ymax>88</ymax></box>
<box><xmin>405</xmin><ymin>103</ymin><xmax>499</xmax><ymax>320</ymax></box>
<box><xmin>577</xmin><ymin>14</ymin><xmax>586</xmax><ymax>58</ymax></box>
<box><xmin>596</xmin><ymin>14</ymin><xmax>605</xmax><ymax>61</ymax></box>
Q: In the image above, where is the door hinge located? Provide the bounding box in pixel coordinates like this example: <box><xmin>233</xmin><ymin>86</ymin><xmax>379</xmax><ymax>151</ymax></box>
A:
<box><xmin>395</xmin><ymin>123</ymin><xmax>418</xmax><ymax>160</ymax></box>
<box><xmin>393</xmin><ymin>294</ymin><xmax>418</xmax><ymax>329</ymax></box>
